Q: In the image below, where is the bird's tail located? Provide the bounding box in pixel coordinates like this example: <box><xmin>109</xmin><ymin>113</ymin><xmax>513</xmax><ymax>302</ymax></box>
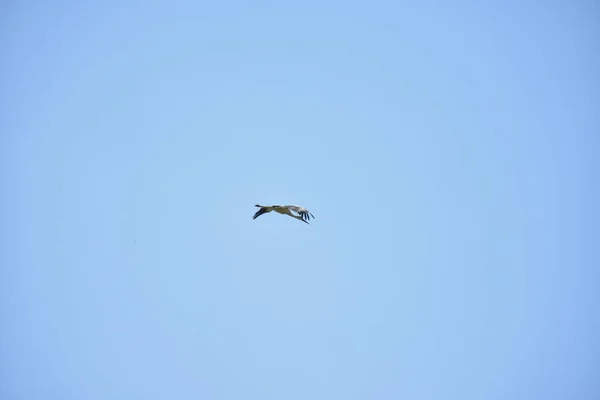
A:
<box><xmin>255</xmin><ymin>204</ymin><xmax>262</xmax><ymax>207</ymax></box>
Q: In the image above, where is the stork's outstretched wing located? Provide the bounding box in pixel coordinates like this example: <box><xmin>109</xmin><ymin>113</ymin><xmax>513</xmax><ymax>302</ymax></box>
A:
<box><xmin>285</xmin><ymin>205</ymin><xmax>315</xmax><ymax>222</ymax></box>
<box><xmin>252</xmin><ymin>205</ymin><xmax>273</xmax><ymax>220</ymax></box>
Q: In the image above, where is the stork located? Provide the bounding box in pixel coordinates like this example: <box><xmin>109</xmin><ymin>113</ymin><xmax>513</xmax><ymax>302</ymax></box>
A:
<box><xmin>252</xmin><ymin>204</ymin><xmax>315</xmax><ymax>224</ymax></box>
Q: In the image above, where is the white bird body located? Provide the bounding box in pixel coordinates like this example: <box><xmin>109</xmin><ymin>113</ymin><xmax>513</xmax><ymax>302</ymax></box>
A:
<box><xmin>253</xmin><ymin>204</ymin><xmax>315</xmax><ymax>224</ymax></box>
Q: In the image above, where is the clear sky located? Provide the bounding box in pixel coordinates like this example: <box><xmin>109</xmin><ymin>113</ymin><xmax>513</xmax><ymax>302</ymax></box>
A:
<box><xmin>1</xmin><ymin>1</ymin><xmax>598</xmax><ymax>399</ymax></box>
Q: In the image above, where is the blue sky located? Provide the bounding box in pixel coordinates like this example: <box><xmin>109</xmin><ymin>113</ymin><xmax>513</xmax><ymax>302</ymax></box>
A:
<box><xmin>1</xmin><ymin>1</ymin><xmax>598</xmax><ymax>399</ymax></box>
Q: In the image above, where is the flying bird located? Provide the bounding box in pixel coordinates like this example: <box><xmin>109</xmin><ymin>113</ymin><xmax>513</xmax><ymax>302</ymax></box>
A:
<box><xmin>252</xmin><ymin>204</ymin><xmax>315</xmax><ymax>224</ymax></box>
